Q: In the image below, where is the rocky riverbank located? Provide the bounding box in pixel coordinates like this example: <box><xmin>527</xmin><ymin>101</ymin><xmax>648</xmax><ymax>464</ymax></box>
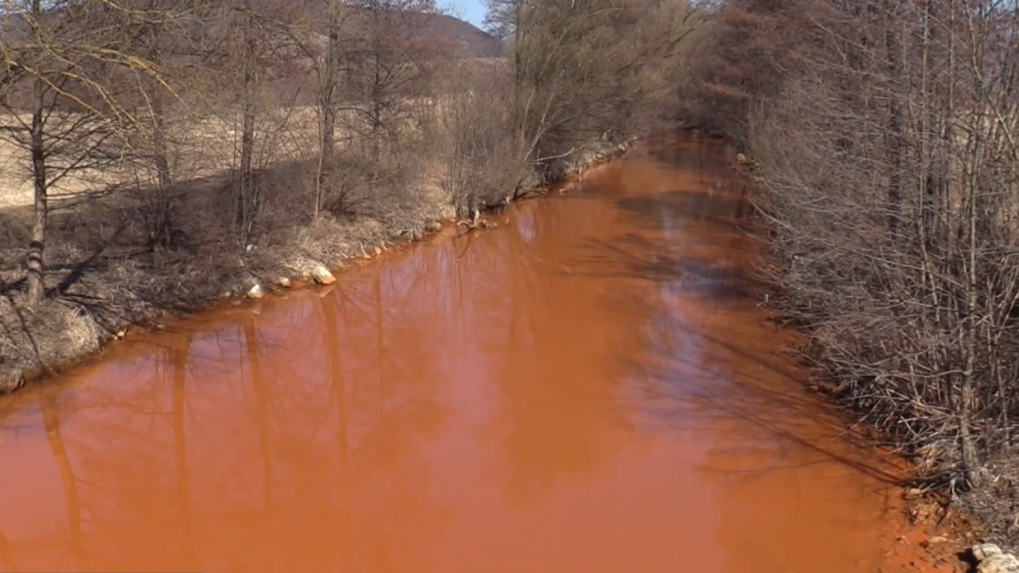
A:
<box><xmin>969</xmin><ymin>544</ymin><xmax>1019</xmax><ymax>573</ymax></box>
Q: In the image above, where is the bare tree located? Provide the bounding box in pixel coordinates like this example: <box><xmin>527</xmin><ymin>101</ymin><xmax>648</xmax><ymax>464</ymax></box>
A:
<box><xmin>436</xmin><ymin>59</ymin><xmax>525</xmax><ymax>217</ymax></box>
<box><xmin>343</xmin><ymin>0</ymin><xmax>440</xmax><ymax>162</ymax></box>
<box><xmin>705</xmin><ymin>0</ymin><xmax>1019</xmax><ymax>501</ymax></box>
<box><xmin>0</xmin><ymin>0</ymin><xmax>171</xmax><ymax>305</ymax></box>
<box><xmin>489</xmin><ymin>0</ymin><xmax>702</xmax><ymax>176</ymax></box>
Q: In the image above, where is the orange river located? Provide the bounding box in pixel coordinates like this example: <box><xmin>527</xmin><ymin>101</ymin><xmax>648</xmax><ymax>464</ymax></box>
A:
<box><xmin>0</xmin><ymin>134</ymin><xmax>959</xmax><ymax>573</ymax></box>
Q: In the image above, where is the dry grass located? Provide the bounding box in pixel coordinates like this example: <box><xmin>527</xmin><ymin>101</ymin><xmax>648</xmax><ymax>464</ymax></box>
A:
<box><xmin>0</xmin><ymin>100</ymin><xmax>448</xmax><ymax>209</ymax></box>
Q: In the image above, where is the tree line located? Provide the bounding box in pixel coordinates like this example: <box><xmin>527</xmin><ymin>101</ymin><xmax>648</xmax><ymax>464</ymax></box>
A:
<box><xmin>690</xmin><ymin>0</ymin><xmax>1019</xmax><ymax>536</ymax></box>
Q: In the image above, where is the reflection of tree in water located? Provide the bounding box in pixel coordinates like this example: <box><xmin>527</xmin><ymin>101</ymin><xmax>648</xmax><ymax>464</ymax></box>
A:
<box><xmin>244</xmin><ymin>315</ymin><xmax>278</xmax><ymax>572</ymax></box>
<box><xmin>3</xmin><ymin>247</ymin><xmax>457</xmax><ymax>572</ymax></box>
<box><xmin>41</xmin><ymin>392</ymin><xmax>87</xmax><ymax>570</ymax></box>
<box><xmin>466</xmin><ymin>197</ymin><xmax>637</xmax><ymax>507</ymax></box>
<box><xmin>605</xmin><ymin>159</ymin><xmax>838</xmax><ymax>455</ymax></box>
<box><xmin>170</xmin><ymin>331</ymin><xmax>195</xmax><ymax>571</ymax></box>
<box><xmin>313</xmin><ymin>267</ymin><xmax>453</xmax><ymax>573</ymax></box>
<box><xmin>0</xmin><ymin>406</ymin><xmax>16</xmax><ymax>570</ymax></box>
<box><xmin>689</xmin><ymin>307</ymin><xmax>900</xmax><ymax>573</ymax></box>
<box><xmin>0</xmin><ymin>392</ymin><xmax>92</xmax><ymax>571</ymax></box>
<box><xmin>567</xmin><ymin>158</ymin><xmax>751</xmax><ymax>429</ymax></box>
<box><xmin>33</xmin><ymin>330</ymin><xmax>201</xmax><ymax>571</ymax></box>
<box><xmin>203</xmin><ymin>261</ymin><xmax>455</xmax><ymax>573</ymax></box>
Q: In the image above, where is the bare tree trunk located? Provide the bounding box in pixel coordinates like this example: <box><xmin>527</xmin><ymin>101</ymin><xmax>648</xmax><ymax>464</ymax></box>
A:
<box><xmin>316</xmin><ymin>1</ymin><xmax>341</xmax><ymax>219</ymax></box>
<box><xmin>883</xmin><ymin>11</ymin><xmax>903</xmax><ymax>237</ymax></box>
<box><xmin>144</xmin><ymin>12</ymin><xmax>171</xmax><ymax>191</ymax></box>
<box><xmin>153</xmin><ymin>90</ymin><xmax>172</xmax><ymax>190</ymax></box>
<box><xmin>512</xmin><ymin>0</ymin><xmax>524</xmax><ymax>138</ymax></box>
<box><xmin>371</xmin><ymin>50</ymin><xmax>382</xmax><ymax>163</ymax></box>
<box><xmin>149</xmin><ymin>72</ymin><xmax>175</xmax><ymax>249</ymax></box>
<box><xmin>26</xmin><ymin>0</ymin><xmax>48</xmax><ymax>306</ymax></box>
<box><xmin>237</xmin><ymin>1</ymin><xmax>257</xmax><ymax>243</ymax></box>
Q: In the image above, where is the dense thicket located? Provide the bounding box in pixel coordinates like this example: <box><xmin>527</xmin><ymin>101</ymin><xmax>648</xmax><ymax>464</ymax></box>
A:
<box><xmin>692</xmin><ymin>0</ymin><xmax>1019</xmax><ymax>542</ymax></box>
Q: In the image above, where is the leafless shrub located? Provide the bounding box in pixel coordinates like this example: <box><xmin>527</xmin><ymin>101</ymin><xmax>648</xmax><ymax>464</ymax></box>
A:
<box><xmin>489</xmin><ymin>0</ymin><xmax>704</xmax><ymax>175</ymax></box>
<box><xmin>704</xmin><ymin>0</ymin><xmax>1019</xmax><ymax>527</ymax></box>
<box><xmin>434</xmin><ymin>63</ymin><xmax>528</xmax><ymax>217</ymax></box>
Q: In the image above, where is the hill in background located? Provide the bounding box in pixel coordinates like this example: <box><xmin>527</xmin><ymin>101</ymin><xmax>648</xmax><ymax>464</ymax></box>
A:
<box><xmin>0</xmin><ymin>3</ymin><xmax>504</xmax><ymax>60</ymax></box>
<box><xmin>296</xmin><ymin>1</ymin><xmax>505</xmax><ymax>59</ymax></box>
<box><xmin>416</xmin><ymin>12</ymin><xmax>504</xmax><ymax>58</ymax></box>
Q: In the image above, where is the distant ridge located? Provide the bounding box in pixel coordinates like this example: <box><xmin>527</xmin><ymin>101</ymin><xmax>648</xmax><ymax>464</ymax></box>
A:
<box><xmin>418</xmin><ymin>12</ymin><xmax>504</xmax><ymax>58</ymax></box>
<box><xmin>0</xmin><ymin>2</ymin><xmax>505</xmax><ymax>60</ymax></box>
<box><xmin>298</xmin><ymin>1</ymin><xmax>506</xmax><ymax>59</ymax></box>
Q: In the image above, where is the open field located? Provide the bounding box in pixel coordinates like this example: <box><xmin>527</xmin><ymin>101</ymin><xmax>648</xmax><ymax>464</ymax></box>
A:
<box><xmin>0</xmin><ymin>106</ymin><xmax>322</xmax><ymax>209</ymax></box>
<box><xmin>0</xmin><ymin>94</ymin><xmax>473</xmax><ymax>209</ymax></box>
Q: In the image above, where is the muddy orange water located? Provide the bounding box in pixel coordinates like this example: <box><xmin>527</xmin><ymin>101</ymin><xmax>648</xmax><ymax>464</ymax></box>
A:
<box><xmin>0</xmin><ymin>134</ymin><xmax>953</xmax><ymax>573</ymax></box>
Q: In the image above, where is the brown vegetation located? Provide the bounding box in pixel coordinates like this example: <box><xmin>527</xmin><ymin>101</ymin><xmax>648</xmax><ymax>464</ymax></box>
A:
<box><xmin>0</xmin><ymin>0</ymin><xmax>703</xmax><ymax>389</ymax></box>
<box><xmin>688</xmin><ymin>0</ymin><xmax>1019</xmax><ymax>550</ymax></box>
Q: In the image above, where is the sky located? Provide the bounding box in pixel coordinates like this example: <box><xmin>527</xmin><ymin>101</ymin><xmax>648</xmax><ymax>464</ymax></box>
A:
<box><xmin>439</xmin><ymin>0</ymin><xmax>487</xmax><ymax>28</ymax></box>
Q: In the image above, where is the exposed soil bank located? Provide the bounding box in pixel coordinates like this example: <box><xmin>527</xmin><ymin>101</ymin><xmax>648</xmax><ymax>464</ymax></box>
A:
<box><xmin>0</xmin><ymin>132</ymin><xmax>976</xmax><ymax>572</ymax></box>
<box><xmin>0</xmin><ymin>141</ymin><xmax>631</xmax><ymax>393</ymax></box>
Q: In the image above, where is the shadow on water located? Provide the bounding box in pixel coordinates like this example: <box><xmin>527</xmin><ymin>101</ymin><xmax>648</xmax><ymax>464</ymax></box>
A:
<box><xmin>613</xmin><ymin>189</ymin><xmax>754</xmax><ymax>230</ymax></box>
<box><xmin>569</xmin><ymin>232</ymin><xmax>761</xmax><ymax>303</ymax></box>
<box><xmin>567</xmin><ymin>187</ymin><xmax>762</xmax><ymax>306</ymax></box>
<box><xmin>569</xmin><ymin>167</ymin><xmax>907</xmax><ymax>492</ymax></box>
<box><xmin>0</xmin><ymin>254</ymin><xmax>457</xmax><ymax>573</ymax></box>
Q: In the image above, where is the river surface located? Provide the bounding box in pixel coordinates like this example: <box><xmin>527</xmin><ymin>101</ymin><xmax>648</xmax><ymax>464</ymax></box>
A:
<box><xmin>0</xmin><ymin>134</ymin><xmax>941</xmax><ymax>572</ymax></box>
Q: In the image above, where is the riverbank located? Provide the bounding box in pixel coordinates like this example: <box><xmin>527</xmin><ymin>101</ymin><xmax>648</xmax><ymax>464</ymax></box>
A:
<box><xmin>0</xmin><ymin>140</ymin><xmax>633</xmax><ymax>392</ymax></box>
<box><xmin>686</xmin><ymin>0</ymin><xmax>1019</xmax><ymax>560</ymax></box>
<box><xmin>738</xmin><ymin>182</ymin><xmax>1019</xmax><ymax>564</ymax></box>
<box><xmin>713</xmin><ymin>164</ymin><xmax>988</xmax><ymax>573</ymax></box>
<box><xmin>730</xmin><ymin>144</ymin><xmax>1019</xmax><ymax>569</ymax></box>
